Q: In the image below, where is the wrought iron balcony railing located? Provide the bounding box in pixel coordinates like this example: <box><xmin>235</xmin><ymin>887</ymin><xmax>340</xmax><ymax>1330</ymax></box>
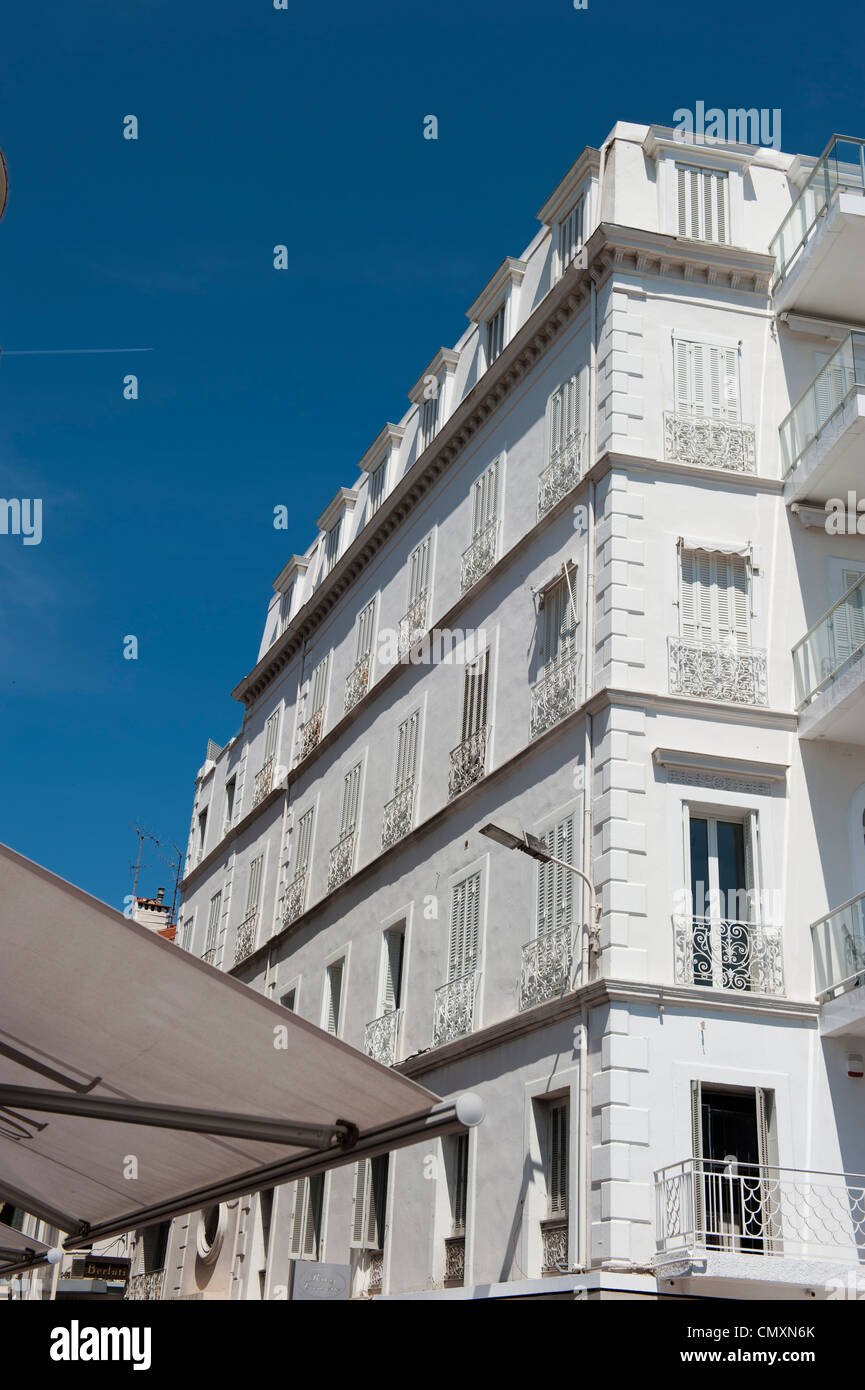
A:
<box><xmin>519</xmin><ymin>926</ymin><xmax>574</xmax><ymax>1010</ymax></box>
<box><xmin>460</xmin><ymin>519</ymin><xmax>500</xmax><ymax>594</ymax></box>
<box><xmin>656</xmin><ymin>1157</ymin><xmax>865</xmax><ymax>1263</ymax></box>
<box><xmin>344</xmin><ymin>652</ymin><xmax>371</xmax><ymax>713</ymax></box>
<box><xmin>202</xmin><ymin>947</ymin><xmax>218</xmax><ymax>966</ymax></box>
<box><xmin>673</xmin><ymin>915</ymin><xmax>784</xmax><ymax>996</ymax></box>
<box><xmin>327</xmin><ymin>831</ymin><xmax>355</xmax><ymax>891</ymax></box>
<box><xmin>780</xmin><ymin>330</ymin><xmax>865</xmax><ymax>475</ymax></box>
<box><xmin>771</xmin><ymin>135</ymin><xmax>865</xmax><ymax>289</ymax></box>
<box><xmin>541</xmin><ymin>1218</ymin><xmax>569</xmax><ymax>1274</ymax></box>
<box><xmin>234</xmin><ymin>910</ymin><xmax>259</xmax><ymax>964</ymax></box>
<box><xmin>433</xmin><ymin>971</ymin><xmax>477</xmax><ymax>1047</ymax></box>
<box><xmin>530</xmin><ymin>650</ymin><xmax>580</xmax><ymax>739</ymax></box>
<box><xmin>444</xmin><ymin>1236</ymin><xmax>465</xmax><ymax>1287</ymax></box>
<box><xmin>252</xmin><ymin>758</ymin><xmax>274</xmax><ymax>809</ymax></box>
<box><xmin>381</xmin><ymin>782</ymin><xmax>415</xmax><ymax>851</ymax></box>
<box><xmin>792</xmin><ymin>573</ymin><xmax>865</xmax><ymax>709</ymax></box>
<box><xmin>364</xmin><ymin>1009</ymin><xmax>402</xmax><ymax>1067</ymax></box>
<box><xmin>282</xmin><ymin>873</ymin><xmax>307</xmax><ymax>927</ymax></box>
<box><xmin>537</xmin><ymin>435</ymin><xmax>582</xmax><ymax>518</ymax></box>
<box><xmin>299</xmin><ymin>707</ymin><xmax>324</xmax><ymax>760</ymax></box>
<box><xmin>812</xmin><ymin>889</ymin><xmax>865</xmax><ymax>999</ymax></box>
<box><xmin>448</xmin><ymin>725</ymin><xmax>488</xmax><ymax>800</ymax></box>
<box><xmin>669</xmin><ymin>637</ymin><xmax>768</xmax><ymax>706</ymax></box>
<box><xmin>126</xmin><ymin>1269</ymin><xmax>165</xmax><ymax>1301</ymax></box>
<box><xmin>664</xmin><ymin>411</ymin><xmax>756</xmax><ymax>474</ymax></box>
<box><xmin>398</xmin><ymin>590</ymin><xmax>430</xmax><ymax>657</ymax></box>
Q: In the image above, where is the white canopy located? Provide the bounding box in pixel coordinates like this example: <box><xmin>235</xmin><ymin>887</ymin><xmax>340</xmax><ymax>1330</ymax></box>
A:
<box><xmin>0</xmin><ymin>843</ymin><xmax>478</xmax><ymax>1253</ymax></box>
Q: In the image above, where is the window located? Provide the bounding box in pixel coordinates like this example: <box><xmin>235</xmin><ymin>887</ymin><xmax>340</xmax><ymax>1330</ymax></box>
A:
<box><xmin>196</xmin><ymin>809</ymin><xmax>208</xmax><ymax>864</ymax></box>
<box><xmin>680</xmin><ymin>548</ymin><xmax>751</xmax><ymax>649</ymax></box>
<box><xmin>448</xmin><ymin>1132</ymin><xmax>469</xmax><ymax>1235</ymax></box>
<box><xmin>223</xmin><ymin>777</ymin><xmax>236</xmax><ymax>834</ymax></box>
<box><xmin>537</xmin><ymin>814</ymin><xmax>576</xmax><ymax>936</ymax></box>
<box><xmin>243</xmin><ymin>855</ymin><xmax>264</xmax><ymax>922</ymax></box>
<box><xmin>448</xmin><ymin>872</ymin><xmax>481</xmax><ymax>981</ymax></box>
<box><xmin>485</xmin><ymin>303</ymin><xmax>505</xmax><ymax>365</ymax></box>
<box><xmin>338</xmin><ymin>763</ymin><xmax>362</xmax><ymax>840</ymax></box>
<box><xmin>558</xmin><ymin>195</ymin><xmax>584</xmax><ymax>273</ymax></box>
<box><xmin>686</xmin><ymin>811</ymin><xmax>761</xmax><ymax>985</ymax></box>
<box><xmin>420</xmin><ymin>392</ymin><xmax>439</xmax><ymax>452</ymax></box>
<box><xmin>141</xmin><ymin>1221</ymin><xmax>170</xmax><ymax>1274</ymax></box>
<box><xmin>289</xmin><ymin>1175</ymin><xmax>324</xmax><ymax>1261</ymax></box>
<box><xmin>368</xmin><ymin>457</ymin><xmax>388</xmax><ymax>514</ymax></box>
<box><xmin>203</xmin><ymin>891</ymin><xmax>222</xmax><ymax>964</ymax></box>
<box><xmin>325</xmin><ymin>959</ymin><xmax>345</xmax><ymax>1035</ymax></box>
<box><xmin>180</xmin><ymin>917</ymin><xmax>194</xmax><ymax>951</ymax></box>
<box><xmin>381</xmin><ymin>927</ymin><xmax>405</xmax><ymax>1013</ymax></box>
<box><xmin>832</xmin><ymin>568</ymin><xmax>865</xmax><ymax>668</ymax></box>
<box><xmin>351</xmin><ymin>1156</ymin><xmax>388</xmax><ymax>1251</ymax></box>
<box><xmin>547</xmin><ymin>1099</ymin><xmax>569</xmax><ymax>1219</ymax></box>
<box><xmin>279</xmin><ymin>585</ymin><xmax>295</xmax><ymax>635</ymax></box>
<box><xmin>691</xmin><ymin>1083</ymin><xmax>775</xmax><ymax>1252</ymax></box>
<box><xmin>393</xmin><ymin>710</ymin><xmax>420</xmax><ymax>795</ymax></box>
<box><xmin>676</xmin><ymin>164</ymin><xmax>728</xmax><ymax>244</ymax></box>
<box><xmin>674</xmin><ymin>340</ymin><xmax>740</xmax><ymax>420</ymax></box>
<box><xmin>263</xmin><ymin>711</ymin><xmax>280</xmax><ymax>764</ymax></box>
<box><xmin>324</xmin><ymin>520</ymin><xmax>342</xmax><ymax>575</ymax></box>
<box><xmin>540</xmin><ymin>571</ymin><xmax>578</xmax><ymax>670</ymax></box>
<box><xmin>293</xmin><ymin>808</ymin><xmax>315</xmax><ymax>878</ymax></box>
<box><xmin>407</xmin><ymin>535</ymin><xmax>432</xmax><ymax>606</ymax></box>
<box><xmin>470</xmin><ymin>460</ymin><xmax>499</xmax><ymax>540</ymax></box>
<box><xmin>549</xmin><ymin>375</ymin><xmax>580</xmax><ymax>464</ymax></box>
<box><xmin>459</xmin><ymin>651</ymin><xmax>489</xmax><ymax>745</ymax></box>
<box><xmin>280</xmin><ymin>987</ymin><xmax>297</xmax><ymax>1012</ymax></box>
<box><xmin>354</xmin><ymin>600</ymin><xmax>375</xmax><ymax>663</ymax></box>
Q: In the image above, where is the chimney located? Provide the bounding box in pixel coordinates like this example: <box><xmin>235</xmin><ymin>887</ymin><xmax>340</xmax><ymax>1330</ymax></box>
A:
<box><xmin>156</xmin><ymin>887</ymin><xmax>165</xmax><ymax>904</ymax></box>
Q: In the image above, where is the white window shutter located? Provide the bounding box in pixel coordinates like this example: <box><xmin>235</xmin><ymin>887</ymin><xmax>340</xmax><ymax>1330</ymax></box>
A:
<box><xmin>289</xmin><ymin>1179</ymin><xmax>308</xmax><ymax>1258</ymax></box>
<box><xmin>449</xmin><ymin>872</ymin><xmax>480</xmax><ymax>980</ymax></box>
<box><xmin>350</xmin><ymin>1162</ymin><xmax>369</xmax><ymax>1247</ymax></box>
<box><xmin>245</xmin><ymin>856</ymin><xmax>263</xmax><ymax>914</ymax></box>
<box><xmin>548</xmin><ymin>1101</ymin><xmax>568</xmax><ymax>1216</ymax></box>
<box><xmin>383</xmin><ymin>930</ymin><xmax>404</xmax><ymax>1012</ymax></box>
<box><xmin>264</xmin><ymin>710</ymin><xmax>280</xmax><ymax>762</ymax></box>
<box><xmin>326</xmin><ymin>961</ymin><xmax>343</xmax><ymax>1035</ymax></box>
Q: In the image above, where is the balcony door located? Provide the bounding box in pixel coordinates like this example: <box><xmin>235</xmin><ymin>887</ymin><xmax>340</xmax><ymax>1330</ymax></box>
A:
<box><xmin>692</xmin><ymin>1083</ymin><xmax>776</xmax><ymax>1254</ymax></box>
<box><xmin>829</xmin><ymin>567</ymin><xmax>865</xmax><ymax>672</ymax></box>
<box><xmin>687</xmin><ymin>811</ymin><xmax>759</xmax><ymax>992</ymax></box>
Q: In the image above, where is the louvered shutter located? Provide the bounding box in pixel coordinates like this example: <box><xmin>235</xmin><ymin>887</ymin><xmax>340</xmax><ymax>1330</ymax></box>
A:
<box><xmin>549</xmin><ymin>1101</ymin><xmax>568</xmax><ymax>1216</ymax></box>
<box><xmin>537</xmin><ymin>816</ymin><xmax>575</xmax><ymax>935</ymax></box>
<box><xmin>471</xmin><ymin>461</ymin><xmax>498</xmax><ymax>537</ymax></box>
<box><xmin>461</xmin><ymin>652</ymin><xmax>488</xmax><ymax>741</ymax></box>
<box><xmin>452</xmin><ymin>1133</ymin><xmax>469</xmax><ymax>1232</ymax></box>
<box><xmin>690</xmin><ymin>1080</ymin><xmax>705</xmax><ymax>1237</ymax></box>
<box><xmin>394</xmin><ymin>710</ymin><xmax>419</xmax><ymax>793</ymax></box>
<box><xmin>340</xmin><ymin>763</ymin><xmax>361</xmax><ymax>837</ymax></box>
<box><xmin>302</xmin><ymin>1175</ymin><xmax>322</xmax><ymax>1259</ymax></box>
<box><xmin>351</xmin><ymin>1163</ymin><xmax>370</xmax><ymax>1247</ymax></box>
<box><xmin>295</xmin><ymin>808</ymin><xmax>314</xmax><ymax>875</ymax></box>
<box><xmin>831</xmin><ymin>569</ymin><xmax>865</xmax><ymax>667</ymax></box>
<box><xmin>355</xmin><ymin>601</ymin><xmax>375</xmax><ymax>661</ymax></box>
<box><xmin>408</xmin><ymin>537</ymin><xmax>431</xmax><ymax>603</ymax></box>
<box><xmin>449</xmin><ymin>873</ymin><xmax>480</xmax><ymax>979</ymax></box>
<box><xmin>325</xmin><ymin>520</ymin><xmax>341</xmax><ymax>573</ymax></box>
<box><xmin>383</xmin><ymin>930</ymin><xmax>404</xmax><ymax>1012</ymax></box>
<box><xmin>366</xmin><ymin>1156</ymin><xmax>388</xmax><ymax>1249</ymax></box>
<box><xmin>290</xmin><ymin>1180</ymin><xmax>308</xmax><ymax>1258</ymax></box>
<box><xmin>744</xmin><ymin>812</ymin><xmax>761</xmax><ymax>925</ymax></box>
<box><xmin>677</xmin><ymin>166</ymin><xmax>727</xmax><ymax>243</ymax></box>
<box><xmin>310</xmin><ymin>655</ymin><xmax>329</xmax><ymax>714</ymax></box>
<box><xmin>675</xmin><ymin>340</ymin><xmax>692</xmax><ymax>412</ymax></box>
<box><xmin>264</xmin><ymin>711</ymin><xmax>280</xmax><ymax>762</ymax></box>
<box><xmin>325</xmin><ymin>961</ymin><xmax>343</xmax><ymax>1035</ymax></box>
<box><xmin>245</xmin><ymin>856</ymin><xmax>263</xmax><ymax>914</ymax></box>
<box><xmin>714</xmin><ymin>554</ymin><xmax>750</xmax><ymax>650</ymax></box>
<box><xmin>205</xmin><ymin>892</ymin><xmax>221</xmax><ymax>956</ymax></box>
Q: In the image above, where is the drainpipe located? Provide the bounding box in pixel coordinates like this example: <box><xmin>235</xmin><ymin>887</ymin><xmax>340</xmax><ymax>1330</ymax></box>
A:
<box><xmin>578</xmin><ymin>1003</ymin><xmax>590</xmax><ymax>1271</ymax></box>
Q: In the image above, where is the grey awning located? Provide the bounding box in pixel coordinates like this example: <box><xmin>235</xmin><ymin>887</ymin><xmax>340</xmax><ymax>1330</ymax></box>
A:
<box><xmin>0</xmin><ymin>843</ymin><xmax>480</xmax><ymax>1253</ymax></box>
<box><xmin>0</xmin><ymin>1219</ymin><xmax>49</xmax><ymax>1269</ymax></box>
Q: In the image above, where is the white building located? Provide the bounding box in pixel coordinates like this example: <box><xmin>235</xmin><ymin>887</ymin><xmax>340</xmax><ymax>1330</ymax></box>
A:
<box><xmin>149</xmin><ymin>122</ymin><xmax>865</xmax><ymax>1302</ymax></box>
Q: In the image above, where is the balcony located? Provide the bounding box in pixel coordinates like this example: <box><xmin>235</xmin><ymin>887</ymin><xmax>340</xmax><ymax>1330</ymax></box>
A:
<box><xmin>234</xmin><ymin>910</ymin><xmax>258</xmax><ymax>964</ymax></box>
<box><xmin>664</xmin><ymin>411</ymin><xmax>756</xmax><ymax>474</ymax></box>
<box><xmin>126</xmin><ymin>1269</ymin><xmax>165</xmax><ymax>1301</ymax></box>
<box><xmin>327</xmin><ymin>831</ymin><xmax>355</xmax><ymax>891</ymax></box>
<box><xmin>541</xmin><ymin>1218</ymin><xmax>569</xmax><ymax>1275</ymax></box>
<box><xmin>771</xmin><ymin>136</ymin><xmax>865</xmax><ymax>319</ymax></box>
<box><xmin>655</xmin><ymin>1158</ymin><xmax>865</xmax><ymax>1273</ymax></box>
<box><xmin>282</xmin><ymin>873</ymin><xmax>307</xmax><ymax>927</ymax></box>
<box><xmin>519</xmin><ymin>927</ymin><xmax>574</xmax><ymax>1011</ymax></box>
<box><xmin>812</xmin><ymin>890</ymin><xmax>865</xmax><ymax>1037</ymax></box>
<box><xmin>538</xmin><ymin>436</ymin><xmax>582</xmax><ymax>518</ymax></box>
<box><xmin>299</xmin><ymin>707</ymin><xmax>323</xmax><ymax>760</ymax></box>
<box><xmin>448</xmin><ymin>726</ymin><xmax>488</xmax><ymax>800</ymax></box>
<box><xmin>444</xmin><ymin>1236</ymin><xmax>465</xmax><ymax>1287</ymax></box>
<box><xmin>344</xmin><ymin>653</ymin><xmax>370</xmax><ymax>714</ymax></box>
<box><xmin>381</xmin><ymin>782</ymin><xmax>414</xmax><ymax>851</ymax></box>
<box><xmin>460</xmin><ymin>519</ymin><xmax>499</xmax><ymax>595</ymax></box>
<box><xmin>781</xmin><ymin>331</ymin><xmax>865</xmax><ymax>504</ymax></box>
<box><xmin>251</xmin><ymin>758</ymin><xmax>274</xmax><ymax>809</ymax></box>
<box><xmin>364</xmin><ymin>1009</ymin><xmax>402</xmax><ymax>1067</ymax></box>
<box><xmin>398</xmin><ymin>590</ymin><xmax>429</xmax><ymax>657</ymax></box>
<box><xmin>530</xmin><ymin>651</ymin><xmax>580</xmax><ymax>740</ymax></box>
<box><xmin>793</xmin><ymin>575</ymin><xmax>865</xmax><ymax>743</ymax></box>
<box><xmin>433</xmin><ymin>971</ymin><xmax>477</xmax><ymax>1047</ymax></box>
<box><xmin>673</xmin><ymin>915</ymin><xmax>784</xmax><ymax>996</ymax></box>
<box><xmin>669</xmin><ymin>637</ymin><xmax>768</xmax><ymax>706</ymax></box>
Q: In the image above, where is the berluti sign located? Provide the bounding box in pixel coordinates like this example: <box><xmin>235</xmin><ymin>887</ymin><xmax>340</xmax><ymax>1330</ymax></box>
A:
<box><xmin>77</xmin><ymin>1256</ymin><xmax>131</xmax><ymax>1281</ymax></box>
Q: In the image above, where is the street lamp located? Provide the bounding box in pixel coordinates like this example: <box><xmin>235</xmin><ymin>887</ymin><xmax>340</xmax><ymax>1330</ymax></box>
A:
<box><xmin>479</xmin><ymin>816</ymin><xmax>601</xmax><ymax>973</ymax></box>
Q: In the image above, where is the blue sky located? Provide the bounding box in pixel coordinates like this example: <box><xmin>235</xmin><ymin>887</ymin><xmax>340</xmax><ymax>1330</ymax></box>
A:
<box><xmin>0</xmin><ymin>0</ymin><xmax>861</xmax><ymax>911</ymax></box>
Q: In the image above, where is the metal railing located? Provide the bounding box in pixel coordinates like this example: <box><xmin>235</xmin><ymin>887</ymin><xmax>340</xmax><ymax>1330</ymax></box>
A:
<box><xmin>433</xmin><ymin>971</ymin><xmax>477</xmax><ymax>1047</ymax></box>
<box><xmin>282</xmin><ymin>873</ymin><xmax>307</xmax><ymax>927</ymax></box>
<box><xmin>126</xmin><ymin>1269</ymin><xmax>165</xmax><ymax>1301</ymax></box>
<box><xmin>771</xmin><ymin>135</ymin><xmax>865</xmax><ymax>289</ymax></box>
<box><xmin>444</xmin><ymin>1236</ymin><xmax>465</xmax><ymax>1286</ymax></box>
<box><xmin>669</xmin><ymin>636</ymin><xmax>768</xmax><ymax>706</ymax></box>
<box><xmin>541</xmin><ymin>1218</ymin><xmax>569</xmax><ymax>1274</ymax></box>
<box><xmin>344</xmin><ymin>652</ymin><xmax>371</xmax><ymax>713</ymax></box>
<box><xmin>398</xmin><ymin>590</ymin><xmax>430</xmax><ymax>657</ymax></box>
<box><xmin>381</xmin><ymin>782</ymin><xmax>414</xmax><ymax>851</ymax></box>
<box><xmin>780</xmin><ymin>331</ymin><xmax>865</xmax><ymax>475</ymax></box>
<box><xmin>364</xmin><ymin>1009</ymin><xmax>402</xmax><ymax>1067</ymax></box>
<box><xmin>234</xmin><ymin>911</ymin><xmax>259</xmax><ymax>964</ymax></box>
<box><xmin>252</xmin><ymin>758</ymin><xmax>274</xmax><ymax>808</ymax></box>
<box><xmin>530</xmin><ymin>650</ymin><xmax>580</xmax><ymax>739</ymax></box>
<box><xmin>299</xmin><ymin>707</ymin><xmax>324</xmax><ymax>760</ymax></box>
<box><xmin>656</xmin><ymin>1157</ymin><xmax>865</xmax><ymax>1263</ymax></box>
<box><xmin>793</xmin><ymin>573</ymin><xmax>865</xmax><ymax>708</ymax></box>
<box><xmin>519</xmin><ymin>927</ymin><xmax>574</xmax><ymax>1010</ymax></box>
<box><xmin>812</xmin><ymin>889</ymin><xmax>865</xmax><ymax>999</ymax></box>
<box><xmin>537</xmin><ymin>435</ymin><xmax>583</xmax><ymax>518</ymax></box>
<box><xmin>447</xmin><ymin>725</ymin><xmax>488</xmax><ymax>800</ymax></box>
<box><xmin>460</xmin><ymin>518</ymin><xmax>499</xmax><ymax>594</ymax></box>
<box><xmin>664</xmin><ymin>411</ymin><xmax>756</xmax><ymax>474</ymax></box>
<box><xmin>673</xmin><ymin>915</ymin><xmax>785</xmax><ymax>996</ymax></box>
<box><xmin>327</xmin><ymin>831</ymin><xmax>355</xmax><ymax>891</ymax></box>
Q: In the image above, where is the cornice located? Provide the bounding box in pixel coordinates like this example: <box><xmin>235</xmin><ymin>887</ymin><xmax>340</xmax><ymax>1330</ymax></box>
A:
<box><xmin>652</xmin><ymin>747</ymin><xmax>789</xmax><ymax>783</ymax></box>
<box><xmin>465</xmin><ymin>256</ymin><xmax>527</xmax><ymax>325</ymax></box>
<box><xmin>316</xmin><ymin>487</ymin><xmax>359</xmax><ymax>534</ymax></box>
<box><xmin>272</xmin><ymin>554</ymin><xmax>310</xmax><ymax>596</ymax></box>
<box><xmin>584</xmin><ymin>686</ymin><xmax>799</xmax><ymax>731</ymax></box>
<box><xmin>357</xmin><ymin>422</ymin><xmax>405</xmax><ymax>475</ymax></box>
<box><xmin>587</xmin><ymin>223</ymin><xmax>774</xmax><ymax>296</ymax></box>
<box><xmin>407</xmin><ymin>347</ymin><xmax>460</xmax><ymax>404</ymax></box>
<box><xmin>536</xmin><ymin>146</ymin><xmax>602</xmax><ymax>226</ymax></box>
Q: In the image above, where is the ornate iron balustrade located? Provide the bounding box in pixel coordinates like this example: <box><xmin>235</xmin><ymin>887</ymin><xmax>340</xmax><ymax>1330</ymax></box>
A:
<box><xmin>398</xmin><ymin>590</ymin><xmax>430</xmax><ymax>657</ymax></box>
<box><xmin>664</xmin><ymin>411</ymin><xmax>756</xmax><ymax>473</ymax></box>
<box><xmin>126</xmin><ymin>1269</ymin><xmax>165</xmax><ymax>1301</ymax></box>
<box><xmin>530</xmin><ymin>650</ymin><xmax>580</xmax><ymax>739</ymax></box>
<box><xmin>282</xmin><ymin>873</ymin><xmax>307</xmax><ymax>927</ymax></box>
<box><xmin>520</xmin><ymin>927</ymin><xmax>574</xmax><ymax>1010</ymax></box>
<box><xmin>541</xmin><ymin>1219</ymin><xmax>569</xmax><ymax>1273</ymax></box>
<box><xmin>448</xmin><ymin>725</ymin><xmax>488</xmax><ymax>800</ymax></box>
<box><xmin>444</xmin><ymin>1236</ymin><xmax>465</xmax><ymax>1287</ymax></box>
<box><xmin>234</xmin><ymin>911</ymin><xmax>259</xmax><ymax>964</ymax></box>
<box><xmin>460</xmin><ymin>519</ymin><xmax>500</xmax><ymax>594</ymax></box>
<box><xmin>202</xmin><ymin>947</ymin><xmax>218</xmax><ymax>966</ymax></box>
<box><xmin>344</xmin><ymin>652</ymin><xmax>371</xmax><ymax>713</ymax></box>
<box><xmin>381</xmin><ymin>782</ymin><xmax>414</xmax><ymax>851</ymax></box>
<box><xmin>299</xmin><ymin>707</ymin><xmax>324</xmax><ymax>760</ymax></box>
<box><xmin>327</xmin><ymin>831</ymin><xmax>355</xmax><ymax>891</ymax></box>
<box><xmin>655</xmin><ymin>1157</ymin><xmax>865</xmax><ymax>1262</ymax></box>
<box><xmin>537</xmin><ymin>436</ymin><xmax>582</xmax><ymax>518</ymax></box>
<box><xmin>673</xmin><ymin>915</ymin><xmax>784</xmax><ymax>996</ymax></box>
<box><xmin>364</xmin><ymin>1009</ymin><xmax>402</xmax><ymax>1067</ymax></box>
<box><xmin>669</xmin><ymin>637</ymin><xmax>768</xmax><ymax>706</ymax></box>
<box><xmin>368</xmin><ymin>1252</ymin><xmax>383</xmax><ymax>1294</ymax></box>
<box><xmin>433</xmin><ymin>971</ymin><xmax>477</xmax><ymax>1047</ymax></box>
<box><xmin>252</xmin><ymin>758</ymin><xmax>274</xmax><ymax>808</ymax></box>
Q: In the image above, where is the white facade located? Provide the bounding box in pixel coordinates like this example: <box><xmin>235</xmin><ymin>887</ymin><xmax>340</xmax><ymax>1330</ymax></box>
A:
<box><xmin>146</xmin><ymin>123</ymin><xmax>865</xmax><ymax>1302</ymax></box>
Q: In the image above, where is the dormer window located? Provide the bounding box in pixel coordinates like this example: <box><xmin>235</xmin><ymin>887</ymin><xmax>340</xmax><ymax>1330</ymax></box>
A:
<box><xmin>409</xmin><ymin>349</ymin><xmax>460</xmax><ymax>456</ymax></box>
<box><xmin>315</xmin><ymin>488</ymin><xmax>358</xmax><ymax>586</ymax></box>
<box><xmin>466</xmin><ymin>259</ymin><xmax>526</xmax><ymax>374</ymax></box>
<box><xmin>536</xmin><ymin>148</ymin><xmax>599</xmax><ymax>284</ymax></box>
<box><xmin>358</xmin><ymin>423</ymin><xmax>405</xmax><ymax>522</ymax></box>
<box><xmin>279</xmin><ymin>584</ymin><xmax>294</xmax><ymax>634</ymax></box>
<box><xmin>325</xmin><ymin>519</ymin><xmax>342</xmax><ymax>574</ymax></box>
<box><xmin>558</xmin><ymin>195</ymin><xmax>585</xmax><ymax>272</ymax></box>
<box><xmin>485</xmin><ymin>303</ymin><xmax>505</xmax><ymax>365</ymax></box>
<box><xmin>368</xmin><ymin>457</ymin><xmax>387</xmax><ymax>513</ymax></box>
<box><xmin>420</xmin><ymin>393</ymin><xmax>439</xmax><ymax>451</ymax></box>
<box><xmin>677</xmin><ymin>164</ymin><xmax>728</xmax><ymax>244</ymax></box>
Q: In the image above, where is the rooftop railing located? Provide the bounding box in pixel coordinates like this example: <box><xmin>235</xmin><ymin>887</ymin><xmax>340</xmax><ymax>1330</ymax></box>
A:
<box><xmin>779</xmin><ymin>330</ymin><xmax>865</xmax><ymax>475</ymax></box>
<box><xmin>811</xmin><ymin>889</ymin><xmax>865</xmax><ymax>999</ymax></box>
<box><xmin>770</xmin><ymin>135</ymin><xmax>865</xmax><ymax>288</ymax></box>
<box><xmin>792</xmin><ymin>573</ymin><xmax>865</xmax><ymax>708</ymax></box>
